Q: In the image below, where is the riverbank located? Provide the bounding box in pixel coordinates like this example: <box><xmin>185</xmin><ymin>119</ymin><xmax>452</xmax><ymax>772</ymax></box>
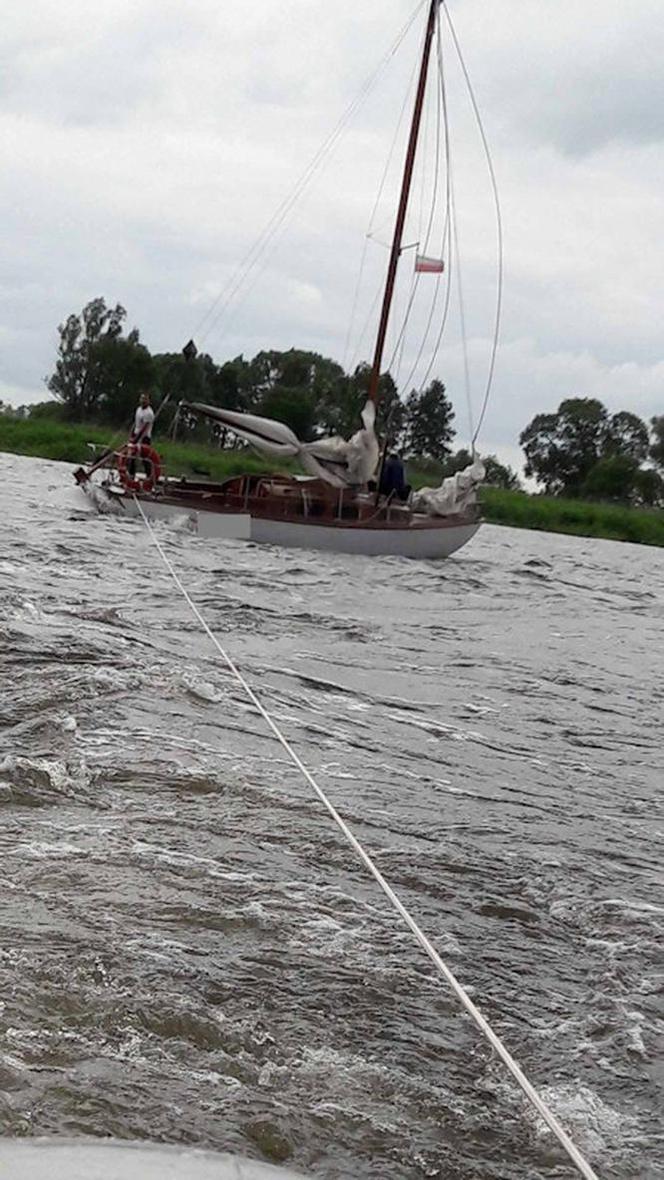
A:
<box><xmin>0</xmin><ymin>418</ymin><xmax>283</xmax><ymax>480</ymax></box>
<box><xmin>2</xmin><ymin>417</ymin><xmax>663</xmax><ymax>547</ymax></box>
<box><xmin>482</xmin><ymin>487</ymin><xmax>664</xmax><ymax>547</ymax></box>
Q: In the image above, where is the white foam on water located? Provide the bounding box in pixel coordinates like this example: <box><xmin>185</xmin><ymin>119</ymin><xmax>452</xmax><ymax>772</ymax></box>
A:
<box><xmin>182</xmin><ymin>669</ymin><xmax>228</xmax><ymax>704</ymax></box>
<box><xmin>20</xmin><ymin>840</ymin><xmax>89</xmax><ymax>860</ymax></box>
<box><xmin>535</xmin><ymin>1082</ymin><xmax>639</xmax><ymax>1156</ymax></box>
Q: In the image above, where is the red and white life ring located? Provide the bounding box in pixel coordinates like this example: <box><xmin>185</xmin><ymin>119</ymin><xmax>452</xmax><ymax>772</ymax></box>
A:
<box><xmin>117</xmin><ymin>443</ymin><xmax>162</xmax><ymax>493</ymax></box>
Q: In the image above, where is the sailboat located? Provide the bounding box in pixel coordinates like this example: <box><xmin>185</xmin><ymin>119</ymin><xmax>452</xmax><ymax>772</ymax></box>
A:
<box><xmin>74</xmin><ymin>0</ymin><xmax>491</xmax><ymax>560</ymax></box>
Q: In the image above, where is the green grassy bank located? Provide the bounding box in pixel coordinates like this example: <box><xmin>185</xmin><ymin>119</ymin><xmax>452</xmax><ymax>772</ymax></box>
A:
<box><xmin>2</xmin><ymin>417</ymin><xmax>663</xmax><ymax>547</ymax></box>
<box><xmin>0</xmin><ymin>417</ymin><xmax>293</xmax><ymax>480</ymax></box>
<box><xmin>481</xmin><ymin>487</ymin><xmax>664</xmax><ymax>547</ymax></box>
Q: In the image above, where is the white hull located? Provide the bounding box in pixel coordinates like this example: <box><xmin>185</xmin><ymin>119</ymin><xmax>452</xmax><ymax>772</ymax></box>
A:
<box><xmin>81</xmin><ymin>485</ymin><xmax>480</xmax><ymax>559</ymax></box>
<box><xmin>2</xmin><ymin>1138</ymin><xmax>306</xmax><ymax>1179</ymax></box>
<box><xmin>250</xmin><ymin>514</ymin><xmax>479</xmax><ymax>558</ymax></box>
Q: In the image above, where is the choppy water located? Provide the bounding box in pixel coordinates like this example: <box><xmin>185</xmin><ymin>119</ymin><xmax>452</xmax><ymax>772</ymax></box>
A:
<box><xmin>1</xmin><ymin>452</ymin><xmax>663</xmax><ymax>1179</ymax></box>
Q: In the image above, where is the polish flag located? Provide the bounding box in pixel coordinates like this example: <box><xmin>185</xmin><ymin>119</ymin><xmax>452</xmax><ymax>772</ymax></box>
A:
<box><xmin>415</xmin><ymin>254</ymin><xmax>445</xmax><ymax>274</ymax></box>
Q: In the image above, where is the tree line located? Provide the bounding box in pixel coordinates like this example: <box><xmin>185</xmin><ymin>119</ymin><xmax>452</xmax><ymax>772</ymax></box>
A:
<box><xmin>521</xmin><ymin>399</ymin><xmax>664</xmax><ymax>506</ymax></box>
<box><xmin>11</xmin><ymin>296</ymin><xmax>517</xmax><ymax>487</ymax></box>
<box><xmin>4</xmin><ymin>296</ymin><xmax>663</xmax><ymax>503</ymax></box>
<box><xmin>41</xmin><ymin>298</ymin><xmax>461</xmax><ymax>457</ymax></box>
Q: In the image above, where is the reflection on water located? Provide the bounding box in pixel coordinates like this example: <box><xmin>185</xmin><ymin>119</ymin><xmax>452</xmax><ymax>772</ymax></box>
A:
<box><xmin>1</xmin><ymin>453</ymin><xmax>662</xmax><ymax>1179</ymax></box>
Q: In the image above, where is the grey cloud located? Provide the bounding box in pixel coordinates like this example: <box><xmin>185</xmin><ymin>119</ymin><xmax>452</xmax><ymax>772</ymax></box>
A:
<box><xmin>0</xmin><ymin>4</ymin><xmax>215</xmax><ymax>129</ymax></box>
<box><xmin>499</xmin><ymin>66</ymin><xmax>664</xmax><ymax>157</ymax></box>
<box><xmin>1</xmin><ymin>0</ymin><xmax>663</xmax><ymax>453</ymax></box>
<box><xmin>469</xmin><ymin>0</ymin><xmax>664</xmax><ymax>155</ymax></box>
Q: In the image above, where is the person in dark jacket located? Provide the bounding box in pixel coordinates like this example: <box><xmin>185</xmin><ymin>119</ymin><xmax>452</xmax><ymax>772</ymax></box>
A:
<box><xmin>379</xmin><ymin>453</ymin><xmax>411</xmax><ymax>501</ymax></box>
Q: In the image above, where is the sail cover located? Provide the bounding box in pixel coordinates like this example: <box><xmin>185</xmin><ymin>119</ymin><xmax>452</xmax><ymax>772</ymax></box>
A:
<box><xmin>186</xmin><ymin>401</ymin><xmax>379</xmax><ymax>489</ymax></box>
<box><xmin>410</xmin><ymin>461</ymin><xmax>485</xmax><ymax>517</ymax></box>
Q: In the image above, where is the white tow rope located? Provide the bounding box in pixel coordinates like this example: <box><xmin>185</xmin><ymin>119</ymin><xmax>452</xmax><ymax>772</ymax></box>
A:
<box><xmin>133</xmin><ymin>497</ymin><xmax>600</xmax><ymax>1180</ymax></box>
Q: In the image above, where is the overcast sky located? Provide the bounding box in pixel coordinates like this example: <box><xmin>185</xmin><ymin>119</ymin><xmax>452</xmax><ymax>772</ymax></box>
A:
<box><xmin>2</xmin><ymin>0</ymin><xmax>663</xmax><ymax>468</ymax></box>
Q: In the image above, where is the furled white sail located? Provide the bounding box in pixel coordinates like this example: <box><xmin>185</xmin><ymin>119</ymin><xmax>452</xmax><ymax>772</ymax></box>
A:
<box><xmin>187</xmin><ymin>401</ymin><xmax>379</xmax><ymax>489</ymax></box>
<box><xmin>410</xmin><ymin>461</ymin><xmax>485</xmax><ymax>517</ymax></box>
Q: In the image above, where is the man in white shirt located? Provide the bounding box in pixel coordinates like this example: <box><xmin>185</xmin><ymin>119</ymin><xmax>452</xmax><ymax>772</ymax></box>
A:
<box><xmin>128</xmin><ymin>391</ymin><xmax>156</xmax><ymax>480</ymax></box>
<box><xmin>132</xmin><ymin>391</ymin><xmax>155</xmax><ymax>445</ymax></box>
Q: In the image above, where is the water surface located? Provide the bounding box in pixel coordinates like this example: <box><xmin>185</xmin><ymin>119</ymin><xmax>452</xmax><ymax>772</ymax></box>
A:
<box><xmin>1</xmin><ymin>453</ymin><xmax>662</xmax><ymax>1179</ymax></box>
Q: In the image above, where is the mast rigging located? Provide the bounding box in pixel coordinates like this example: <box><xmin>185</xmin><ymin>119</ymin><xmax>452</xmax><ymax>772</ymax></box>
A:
<box><xmin>367</xmin><ymin>0</ymin><xmax>440</xmax><ymax>404</ymax></box>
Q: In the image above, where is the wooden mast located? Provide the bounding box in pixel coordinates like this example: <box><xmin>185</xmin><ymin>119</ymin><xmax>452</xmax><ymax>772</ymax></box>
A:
<box><xmin>367</xmin><ymin>0</ymin><xmax>439</xmax><ymax>405</ymax></box>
